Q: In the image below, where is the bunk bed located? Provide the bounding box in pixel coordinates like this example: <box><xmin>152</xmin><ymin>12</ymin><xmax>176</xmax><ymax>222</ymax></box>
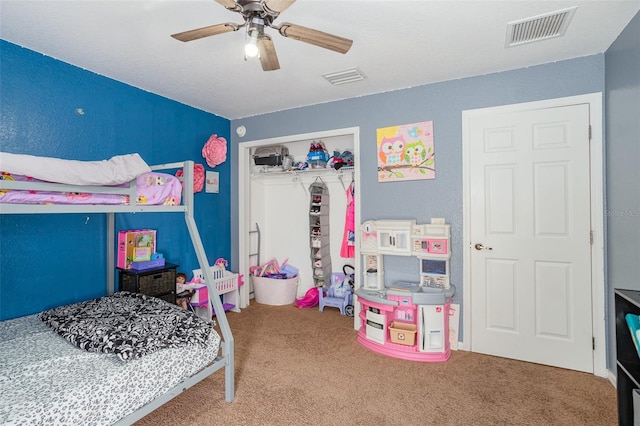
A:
<box><xmin>0</xmin><ymin>153</ymin><xmax>235</xmax><ymax>425</ymax></box>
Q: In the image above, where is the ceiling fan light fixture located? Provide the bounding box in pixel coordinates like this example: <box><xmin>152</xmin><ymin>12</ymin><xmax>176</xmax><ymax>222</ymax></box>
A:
<box><xmin>173</xmin><ymin>0</ymin><xmax>354</xmax><ymax>71</ymax></box>
<box><xmin>245</xmin><ymin>16</ymin><xmax>264</xmax><ymax>58</ymax></box>
<box><xmin>245</xmin><ymin>29</ymin><xmax>259</xmax><ymax>58</ymax></box>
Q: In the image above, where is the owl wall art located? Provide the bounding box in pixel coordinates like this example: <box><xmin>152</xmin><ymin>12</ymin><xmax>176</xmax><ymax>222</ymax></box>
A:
<box><xmin>376</xmin><ymin>121</ymin><xmax>435</xmax><ymax>182</ymax></box>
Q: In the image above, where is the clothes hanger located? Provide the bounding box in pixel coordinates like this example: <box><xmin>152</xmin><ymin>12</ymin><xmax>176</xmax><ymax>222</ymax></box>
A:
<box><xmin>291</xmin><ymin>175</ymin><xmax>307</xmax><ymax>195</ymax></box>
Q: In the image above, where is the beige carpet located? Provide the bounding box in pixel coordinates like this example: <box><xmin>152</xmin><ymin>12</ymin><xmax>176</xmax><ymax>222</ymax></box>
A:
<box><xmin>135</xmin><ymin>302</ymin><xmax>617</xmax><ymax>426</ymax></box>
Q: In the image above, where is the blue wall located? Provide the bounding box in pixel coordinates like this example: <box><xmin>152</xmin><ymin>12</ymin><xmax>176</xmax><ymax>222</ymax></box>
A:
<box><xmin>0</xmin><ymin>40</ymin><xmax>231</xmax><ymax>320</ymax></box>
<box><xmin>605</xmin><ymin>12</ymin><xmax>640</xmax><ymax>374</ymax></box>
<box><xmin>231</xmin><ymin>55</ymin><xmax>605</xmax><ymax>330</ymax></box>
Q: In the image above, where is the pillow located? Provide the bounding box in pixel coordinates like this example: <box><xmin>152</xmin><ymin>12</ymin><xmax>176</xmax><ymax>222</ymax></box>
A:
<box><xmin>0</xmin><ymin>152</ymin><xmax>151</xmax><ymax>186</ymax></box>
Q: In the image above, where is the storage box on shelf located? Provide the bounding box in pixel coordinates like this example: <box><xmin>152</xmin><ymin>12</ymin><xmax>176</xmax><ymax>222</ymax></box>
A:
<box><xmin>253</xmin><ymin>145</ymin><xmax>288</xmax><ymax>166</ymax></box>
<box><xmin>130</xmin><ymin>258</ymin><xmax>165</xmax><ymax>271</ymax></box>
<box><xmin>389</xmin><ymin>322</ymin><xmax>417</xmax><ymax>346</ymax></box>
<box><xmin>118</xmin><ymin>263</ymin><xmax>177</xmax><ymax>304</ymax></box>
<box><xmin>307</xmin><ymin>151</ymin><xmax>329</xmax><ymax>169</ymax></box>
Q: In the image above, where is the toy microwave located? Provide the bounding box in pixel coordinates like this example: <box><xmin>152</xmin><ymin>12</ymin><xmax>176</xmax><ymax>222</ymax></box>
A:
<box><xmin>419</xmin><ymin>257</ymin><xmax>450</xmax><ymax>289</ymax></box>
<box><xmin>413</xmin><ymin>238</ymin><xmax>448</xmax><ymax>255</ymax></box>
<box><xmin>411</xmin><ymin>223</ymin><xmax>450</xmax><ymax>256</ymax></box>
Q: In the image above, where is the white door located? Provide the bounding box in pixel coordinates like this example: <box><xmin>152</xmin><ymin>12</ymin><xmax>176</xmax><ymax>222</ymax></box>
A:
<box><xmin>467</xmin><ymin>103</ymin><xmax>593</xmax><ymax>372</ymax></box>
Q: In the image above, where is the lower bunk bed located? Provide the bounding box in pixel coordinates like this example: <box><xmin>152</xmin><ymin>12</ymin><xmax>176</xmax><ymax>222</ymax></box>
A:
<box><xmin>0</xmin><ymin>292</ymin><xmax>222</xmax><ymax>425</ymax></box>
<box><xmin>0</xmin><ymin>153</ymin><xmax>235</xmax><ymax>424</ymax></box>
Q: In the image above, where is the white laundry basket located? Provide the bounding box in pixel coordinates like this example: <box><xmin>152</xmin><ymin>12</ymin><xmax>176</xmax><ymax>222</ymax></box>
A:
<box><xmin>252</xmin><ymin>276</ymin><xmax>299</xmax><ymax>306</ymax></box>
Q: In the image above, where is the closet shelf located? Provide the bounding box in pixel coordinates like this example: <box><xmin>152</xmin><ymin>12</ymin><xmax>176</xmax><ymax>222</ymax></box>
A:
<box><xmin>252</xmin><ymin>166</ymin><xmax>354</xmax><ymax>180</ymax></box>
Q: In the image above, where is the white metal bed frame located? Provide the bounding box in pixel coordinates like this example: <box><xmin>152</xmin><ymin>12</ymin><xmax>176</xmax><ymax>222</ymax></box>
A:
<box><xmin>0</xmin><ymin>160</ymin><xmax>235</xmax><ymax>422</ymax></box>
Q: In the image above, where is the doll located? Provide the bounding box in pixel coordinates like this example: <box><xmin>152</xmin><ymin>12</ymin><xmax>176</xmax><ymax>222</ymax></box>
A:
<box><xmin>175</xmin><ymin>272</ymin><xmax>194</xmax><ymax>309</ymax></box>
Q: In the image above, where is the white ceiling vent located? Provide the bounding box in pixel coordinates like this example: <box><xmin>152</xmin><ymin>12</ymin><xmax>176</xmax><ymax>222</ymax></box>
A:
<box><xmin>322</xmin><ymin>68</ymin><xmax>365</xmax><ymax>86</ymax></box>
<box><xmin>506</xmin><ymin>6</ymin><xmax>577</xmax><ymax>47</ymax></box>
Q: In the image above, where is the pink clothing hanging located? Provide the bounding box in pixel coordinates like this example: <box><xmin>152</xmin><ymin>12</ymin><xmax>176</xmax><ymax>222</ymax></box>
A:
<box><xmin>341</xmin><ymin>181</ymin><xmax>355</xmax><ymax>258</ymax></box>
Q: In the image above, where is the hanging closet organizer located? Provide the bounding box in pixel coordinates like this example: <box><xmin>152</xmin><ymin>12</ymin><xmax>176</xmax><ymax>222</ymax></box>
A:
<box><xmin>309</xmin><ymin>179</ymin><xmax>332</xmax><ymax>288</ymax></box>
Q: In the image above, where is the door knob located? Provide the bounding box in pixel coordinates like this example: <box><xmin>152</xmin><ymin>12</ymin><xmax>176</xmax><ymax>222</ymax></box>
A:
<box><xmin>474</xmin><ymin>243</ymin><xmax>493</xmax><ymax>251</ymax></box>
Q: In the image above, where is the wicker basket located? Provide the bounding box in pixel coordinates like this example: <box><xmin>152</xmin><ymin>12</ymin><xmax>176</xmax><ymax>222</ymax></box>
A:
<box><xmin>121</xmin><ymin>270</ymin><xmax>174</xmax><ymax>295</ymax></box>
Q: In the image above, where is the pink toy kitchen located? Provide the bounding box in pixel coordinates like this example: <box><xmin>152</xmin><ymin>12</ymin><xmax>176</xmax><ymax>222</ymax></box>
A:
<box><xmin>356</xmin><ymin>219</ymin><xmax>455</xmax><ymax>362</ymax></box>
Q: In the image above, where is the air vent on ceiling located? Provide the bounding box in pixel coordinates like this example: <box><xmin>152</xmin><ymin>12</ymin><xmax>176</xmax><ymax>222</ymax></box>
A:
<box><xmin>506</xmin><ymin>6</ymin><xmax>577</xmax><ymax>47</ymax></box>
<box><xmin>322</xmin><ymin>68</ymin><xmax>365</xmax><ymax>86</ymax></box>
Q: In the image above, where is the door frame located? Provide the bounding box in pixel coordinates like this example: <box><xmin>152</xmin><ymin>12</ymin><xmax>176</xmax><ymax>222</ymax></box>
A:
<box><xmin>461</xmin><ymin>93</ymin><xmax>606</xmax><ymax>378</ymax></box>
<box><xmin>237</xmin><ymin>126</ymin><xmax>361</xmax><ymax>324</ymax></box>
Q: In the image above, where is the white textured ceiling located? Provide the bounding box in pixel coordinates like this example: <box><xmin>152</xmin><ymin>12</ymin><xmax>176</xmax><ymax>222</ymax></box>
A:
<box><xmin>1</xmin><ymin>0</ymin><xmax>638</xmax><ymax>119</ymax></box>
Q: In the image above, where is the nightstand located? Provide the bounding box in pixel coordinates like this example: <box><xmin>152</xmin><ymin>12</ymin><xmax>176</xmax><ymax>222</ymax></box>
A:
<box><xmin>615</xmin><ymin>289</ymin><xmax>640</xmax><ymax>425</ymax></box>
<box><xmin>118</xmin><ymin>263</ymin><xmax>178</xmax><ymax>304</ymax></box>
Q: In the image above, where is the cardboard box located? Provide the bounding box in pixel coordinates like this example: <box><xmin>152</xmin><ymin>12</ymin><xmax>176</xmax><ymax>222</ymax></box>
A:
<box><xmin>389</xmin><ymin>322</ymin><xmax>417</xmax><ymax>346</ymax></box>
<box><xmin>117</xmin><ymin>229</ymin><xmax>156</xmax><ymax>269</ymax></box>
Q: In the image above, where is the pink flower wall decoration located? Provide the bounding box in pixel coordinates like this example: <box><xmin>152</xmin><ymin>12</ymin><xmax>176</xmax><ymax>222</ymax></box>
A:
<box><xmin>202</xmin><ymin>134</ymin><xmax>227</xmax><ymax>168</ymax></box>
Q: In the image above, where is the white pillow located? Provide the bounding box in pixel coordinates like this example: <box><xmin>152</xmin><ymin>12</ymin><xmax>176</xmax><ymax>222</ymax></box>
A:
<box><xmin>0</xmin><ymin>152</ymin><xmax>152</xmax><ymax>186</ymax></box>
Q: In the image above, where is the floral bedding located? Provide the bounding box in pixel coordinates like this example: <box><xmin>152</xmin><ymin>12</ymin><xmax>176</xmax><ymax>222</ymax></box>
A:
<box><xmin>39</xmin><ymin>292</ymin><xmax>213</xmax><ymax>361</ymax></box>
<box><xmin>0</xmin><ymin>171</ymin><xmax>181</xmax><ymax>206</ymax></box>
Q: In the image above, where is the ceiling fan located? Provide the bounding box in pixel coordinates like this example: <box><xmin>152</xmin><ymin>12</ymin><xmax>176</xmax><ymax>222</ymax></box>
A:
<box><xmin>171</xmin><ymin>0</ymin><xmax>353</xmax><ymax>71</ymax></box>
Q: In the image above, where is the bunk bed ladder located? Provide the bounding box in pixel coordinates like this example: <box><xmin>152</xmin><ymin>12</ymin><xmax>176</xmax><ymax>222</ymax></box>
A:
<box><xmin>106</xmin><ymin>161</ymin><xmax>235</xmax><ymax>404</ymax></box>
<box><xmin>181</xmin><ymin>161</ymin><xmax>234</xmax><ymax>402</ymax></box>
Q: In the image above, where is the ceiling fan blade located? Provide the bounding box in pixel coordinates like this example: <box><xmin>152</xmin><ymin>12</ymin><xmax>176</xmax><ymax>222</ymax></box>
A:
<box><xmin>278</xmin><ymin>23</ymin><xmax>352</xmax><ymax>54</ymax></box>
<box><xmin>171</xmin><ymin>23</ymin><xmax>239</xmax><ymax>42</ymax></box>
<box><xmin>258</xmin><ymin>37</ymin><xmax>280</xmax><ymax>71</ymax></box>
<box><xmin>263</xmin><ymin>0</ymin><xmax>296</xmax><ymax>14</ymax></box>
<box><xmin>215</xmin><ymin>0</ymin><xmax>241</xmax><ymax>11</ymax></box>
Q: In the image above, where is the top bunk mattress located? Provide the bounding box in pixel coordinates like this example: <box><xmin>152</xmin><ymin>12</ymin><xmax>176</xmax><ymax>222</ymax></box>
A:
<box><xmin>0</xmin><ymin>152</ymin><xmax>182</xmax><ymax>206</ymax></box>
<box><xmin>0</xmin><ymin>152</ymin><xmax>151</xmax><ymax>186</ymax></box>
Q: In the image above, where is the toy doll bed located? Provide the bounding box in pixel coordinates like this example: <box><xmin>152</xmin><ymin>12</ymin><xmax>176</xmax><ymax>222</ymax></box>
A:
<box><xmin>0</xmin><ymin>152</ymin><xmax>235</xmax><ymax>424</ymax></box>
